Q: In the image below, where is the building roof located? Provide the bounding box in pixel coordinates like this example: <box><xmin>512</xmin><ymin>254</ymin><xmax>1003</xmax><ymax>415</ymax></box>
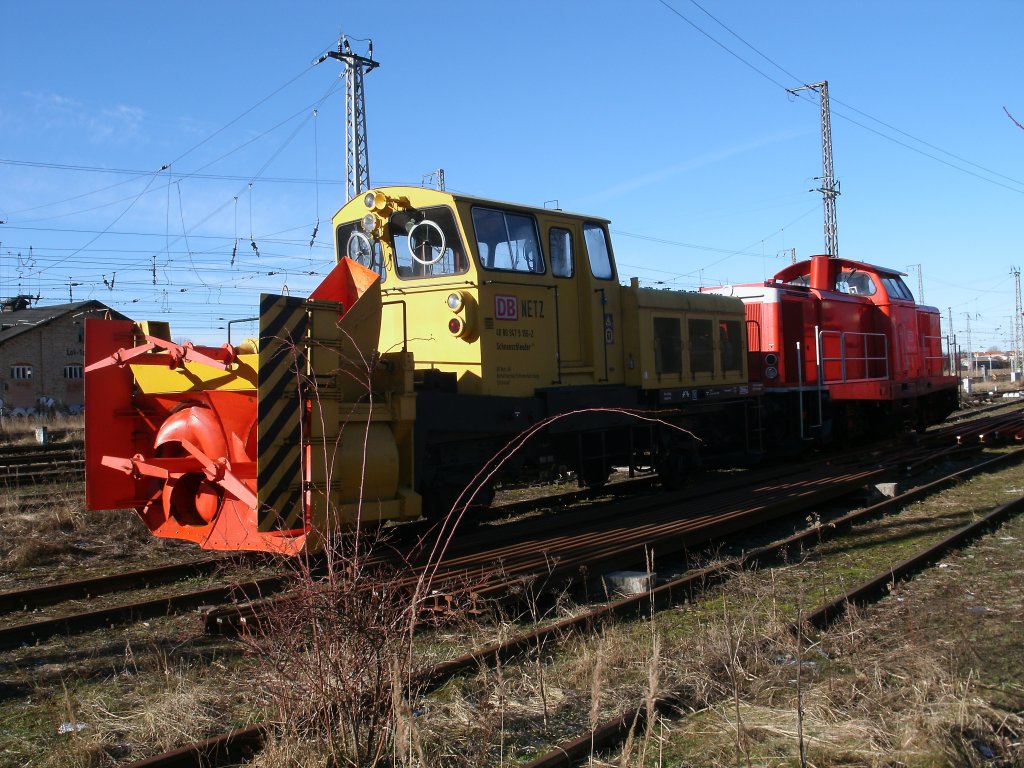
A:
<box><xmin>0</xmin><ymin>300</ymin><xmax>128</xmax><ymax>345</ymax></box>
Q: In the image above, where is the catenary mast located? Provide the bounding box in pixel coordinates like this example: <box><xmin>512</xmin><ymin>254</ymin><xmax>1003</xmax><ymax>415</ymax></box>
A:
<box><xmin>1013</xmin><ymin>266</ymin><xmax>1023</xmax><ymax>377</ymax></box>
<box><xmin>788</xmin><ymin>81</ymin><xmax>839</xmax><ymax>258</ymax></box>
<box><xmin>316</xmin><ymin>35</ymin><xmax>379</xmax><ymax>202</ymax></box>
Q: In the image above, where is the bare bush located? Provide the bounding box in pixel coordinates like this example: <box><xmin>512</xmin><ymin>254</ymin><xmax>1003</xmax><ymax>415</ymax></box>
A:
<box><xmin>247</xmin><ymin>533</ymin><xmax>424</xmax><ymax>767</ymax></box>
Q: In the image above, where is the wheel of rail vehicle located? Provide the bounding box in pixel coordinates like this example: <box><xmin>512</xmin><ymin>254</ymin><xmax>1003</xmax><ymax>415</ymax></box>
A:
<box><xmin>656</xmin><ymin>437</ymin><xmax>698</xmax><ymax>491</ymax></box>
<box><xmin>578</xmin><ymin>457</ymin><xmax>611</xmax><ymax>488</ymax></box>
<box><xmin>423</xmin><ymin>476</ymin><xmax>494</xmax><ymax>525</ymax></box>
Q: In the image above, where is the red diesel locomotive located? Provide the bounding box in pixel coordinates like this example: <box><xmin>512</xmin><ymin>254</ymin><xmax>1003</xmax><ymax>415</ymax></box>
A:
<box><xmin>704</xmin><ymin>254</ymin><xmax>959</xmax><ymax>444</ymax></box>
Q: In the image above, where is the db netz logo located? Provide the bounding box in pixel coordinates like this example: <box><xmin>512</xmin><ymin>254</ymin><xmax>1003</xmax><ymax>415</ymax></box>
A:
<box><xmin>495</xmin><ymin>294</ymin><xmax>518</xmax><ymax>321</ymax></box>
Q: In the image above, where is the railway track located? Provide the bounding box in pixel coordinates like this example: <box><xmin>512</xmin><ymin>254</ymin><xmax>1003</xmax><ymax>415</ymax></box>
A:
<box><xmin>3</xmin><ymin>406</ymin><xmax>1020</xmax><ymax>653</ymax></box>
<box><xmin>202</xmin><ymin>462</ymin><xmax>889</xmax><ymax>634</ymax></box>
<box><xmin>0</xmin><ymin>444</ymin><xmax>84</xmax><ymax>487</ymax></box>
<box><xmin>0</xmin><ymin>555</ymin><xmax>284</xmax><ymax>651</ymax></box>
<box><xmin>120</xmin><ymin>444</ymin><xmax>1024</xmax><ymax>768</ymax></box>
<box><xmin>199</xmin><ymin>399</ymin><xmax>1024</xmax><ymax>634</ymax></box>
<box><xmin>0</xmin><ymin>556</ymin><xmax>241</xmax><ymax>614</ymax></box>
<box><xmin>202</xmin><ymin>402</ymin><xmax>1024</xmax><ymax>634</ymax></box>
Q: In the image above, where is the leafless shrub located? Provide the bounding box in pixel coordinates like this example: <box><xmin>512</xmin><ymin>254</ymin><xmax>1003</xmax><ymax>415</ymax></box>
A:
<box><xmin>241</xmin><ymin>337</ymin><xmax>440</xmax><ymax>767</ymax></box>
<box><xmin>247</xmin><ymin>535</ymin><xmax>422</xmax><ymax>767</ymax></box>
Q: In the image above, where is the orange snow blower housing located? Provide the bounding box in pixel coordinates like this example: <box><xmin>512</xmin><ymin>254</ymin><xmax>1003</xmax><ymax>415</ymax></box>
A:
<box><xmin>84</xmin><ymin>258</ymin><xmax>420</xmax><ymax>555</ymax></box>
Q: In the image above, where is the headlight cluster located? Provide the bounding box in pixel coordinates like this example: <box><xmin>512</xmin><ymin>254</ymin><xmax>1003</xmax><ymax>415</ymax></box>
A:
<box><xmin>446</xmin><ymin>291</ymin><xmax>478</xmax><ymax>342</ymax></box>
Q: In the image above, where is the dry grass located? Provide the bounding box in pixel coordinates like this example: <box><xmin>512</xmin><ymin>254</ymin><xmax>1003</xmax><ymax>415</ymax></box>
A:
<box><xmin>0</xmin><ymin>414</ymin><xmax>84</xmax><ymax>446</ymax></box>
<box><xmin>0</xmin><ymin>490</ymin><xmax>182</xmax><ymax>585</ymax></box>
<box><xmin>34</xmin><ymin>671</ymin><xmax>247</xmax><ymax>768</ymax></box>
<box><xmin>648</xmin><ymin>602</ymin><xmax>1024</xmax><ymax>768</ymax></box>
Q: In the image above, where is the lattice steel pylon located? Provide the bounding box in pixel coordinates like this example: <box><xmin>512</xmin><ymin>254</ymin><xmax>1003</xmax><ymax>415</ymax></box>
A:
<box><xmin>788</xmin><ymin>80</ymin><xmax>840</xmax><ymax>258</ymax></box>
<box><xmin>315</xmin><ymin>36</ymin><xmax>379</xmax><ymax>202</ymax></box>
<box><xmin>1012</xmin><ymin>266</ymin><xmax>1023</xmax><ymax>376</ymax></box>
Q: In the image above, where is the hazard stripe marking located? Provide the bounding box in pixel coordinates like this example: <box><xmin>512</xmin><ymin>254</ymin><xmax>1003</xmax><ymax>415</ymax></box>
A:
<box><xmin>257</xmin><ymin>295</ymin><xmax>308</xmax><ymax>532</ymax></box>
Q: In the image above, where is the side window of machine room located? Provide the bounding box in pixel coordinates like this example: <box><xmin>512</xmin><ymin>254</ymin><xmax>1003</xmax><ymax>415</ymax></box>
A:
<box><xmin>688</xmin><ymin>318</ymin><xmax>715</xmax><ymax>374</ymax></box>
<box><xmin>472</xmin><ymin>207</ymin><xmax>546</xmax><ymax>274</ymax></box>
<box><xmin>388</xmin><ymin>206</ymin><xmax>468</xmax><ymax>279</ymax></box>
<box><xmin>582</xmin><ymin>223</ymin><xmax>615</xmax><ymax>280</ymax></box>
<box><xmin>719</xmin><ymin>319</ymin><xmax>743</xmax><ymax>372</ymax></box>
<box><xmin>653</xmin><ymin>318</ymin><xmax>682</xmax><ymax>375</ymax></box>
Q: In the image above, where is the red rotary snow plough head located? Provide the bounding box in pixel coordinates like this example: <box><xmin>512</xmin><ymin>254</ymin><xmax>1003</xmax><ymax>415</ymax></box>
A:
<box><xmin>84</xmin><ymin>258</ymin><xmax>420</xmax><ymax>554</ymax></box>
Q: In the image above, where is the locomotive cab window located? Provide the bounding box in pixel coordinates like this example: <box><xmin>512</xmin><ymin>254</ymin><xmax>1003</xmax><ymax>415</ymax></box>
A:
<box><xmin>882</xmin><ymin>276</ymin><xmax>914</xmax><ymax>301</ymax></box>
<box><xmin>390</xmin><ymin>206</ymin><xmax>467</xmax><ymax>279</ymax></box>
<box><xmin>835</xmin><ymin>269</ymin><xmax>876</xmax><ymax>296</ymax></box>
<box><xmin>549</xmin><ymin>227</ymin><xmax>574</xmax><ymax>278</ymax></box>
<box><xmin>336</xmin><ymin>221</ymin><xmax>386</xmax><ymax>281</ymax></box>
<box><xmin>473</xmin><ymin>207</ymin><xmax>545</xmax><ymax>274</ymax></box>
<box><xmin>583</xmin><ymin>223</ymin><xmax>615</xmax><ymax>280</ymax></box>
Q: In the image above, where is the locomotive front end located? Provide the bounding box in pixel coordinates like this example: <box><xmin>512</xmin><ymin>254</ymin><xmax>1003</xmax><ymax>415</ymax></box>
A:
<box><xmin>84</xmin><ymin>258</ymin><xmax>420</xmax><ymax>554</ymax></box>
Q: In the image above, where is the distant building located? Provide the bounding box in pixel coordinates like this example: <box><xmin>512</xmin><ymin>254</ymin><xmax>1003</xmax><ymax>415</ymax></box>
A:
<box><xmin>0</xmin><ymin>297</ymin><xmax>129</xmax><ymax>414</ymax></box>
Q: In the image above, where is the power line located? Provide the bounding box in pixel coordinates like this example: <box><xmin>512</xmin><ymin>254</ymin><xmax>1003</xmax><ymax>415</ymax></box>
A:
<box><xmin>654</xmin><ymin>0</ymin><xmax>1024</xmax><ymax>195</ymax></box>
<box><xmin>0</xmin><ymin>158</ymin><xmax>345</xmax><ymax>186</ymax></box>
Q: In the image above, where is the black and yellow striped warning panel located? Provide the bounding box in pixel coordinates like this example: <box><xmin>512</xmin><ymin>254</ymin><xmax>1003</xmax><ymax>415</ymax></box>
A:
<box><xmin>257</xmin><ymin>294</ymin><xmax>308</xmax><ymax>532</ymax></box>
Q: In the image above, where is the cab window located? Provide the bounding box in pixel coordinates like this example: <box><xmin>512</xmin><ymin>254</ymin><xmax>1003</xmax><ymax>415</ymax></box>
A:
<box><xmin>583</xmin><ymin>223</ymin><xmax>615</xmax><ymax>280</ymax></box>
<box><xmin>473</xmin><ymin>207</ymin><xmax>545</xmax><ymax>274</ymax></box>
<box><xmin>549</xmin><ymin>227</ymin><xmax>574</xmax><ymax>278</ymax></box>
<box><xmin>389</xmin><ymin>206</ymin><xmax>468</xmax><ymax>279</ymax></box>
<box><xmin>835</xmin><ymin>269</ymin><xmax>876</xmax><ymax>296</ymax></box>
<box><xmin>336</xmin><ymin>221</ymin><xmax>385</xmax><ymax>281</ymax></box>
<box><xmin>882</xmin><ymin>276</ymin><xmax>914</xmax><ymax>301</ymax></box>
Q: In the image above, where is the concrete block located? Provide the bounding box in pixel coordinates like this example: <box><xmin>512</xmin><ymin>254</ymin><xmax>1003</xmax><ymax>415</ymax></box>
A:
<box><xmin>875</xmin><ymin>481</ymin><xmax>899</xmax><ymax>498</ymax></box>
<box><xmin>601</xmin><ymin>570</ymin><xmax>655</xmax><ymax>596</ymax></box>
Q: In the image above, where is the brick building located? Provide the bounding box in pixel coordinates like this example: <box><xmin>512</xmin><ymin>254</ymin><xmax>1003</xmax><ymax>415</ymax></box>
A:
<box><xmin>0</xmin><ymin>297</ymin><xmax>129</xmax><ymax>414</ymax></box>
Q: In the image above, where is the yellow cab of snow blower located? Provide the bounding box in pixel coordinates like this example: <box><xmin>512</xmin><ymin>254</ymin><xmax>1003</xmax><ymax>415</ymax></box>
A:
<box><xmin>338</xmin><ymin>186</ymin><xmax>750</xmax><ymax>398</ymax></box>
<box><xmin>338</xmin><ymin>186</ymin><xmax>626</xmax><ymax>395</ymax></box>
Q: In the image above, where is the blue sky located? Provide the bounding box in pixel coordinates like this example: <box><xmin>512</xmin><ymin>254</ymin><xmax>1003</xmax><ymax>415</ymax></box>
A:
<box><xmin>2</xmin><ymin>1</ymin><xmax>1022</xmax><ymax>352</ymax></box>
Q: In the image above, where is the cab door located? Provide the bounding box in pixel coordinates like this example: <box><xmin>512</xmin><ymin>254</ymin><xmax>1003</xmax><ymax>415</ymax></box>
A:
<box><xmin>581</xmin><ymin>221</ymin><xmax>622</xmax><ymax>384</ymax></box>
<box><xmin>546</xmin><ymin>221</ymin><xmax>588</xmax><ymax>368</ymax></box>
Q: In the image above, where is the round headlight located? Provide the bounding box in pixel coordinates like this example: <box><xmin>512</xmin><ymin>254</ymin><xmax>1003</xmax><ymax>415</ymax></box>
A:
<box><xmin>361</xmin><ymin>213</ymin><xmax>377</xmax><ymax>233</ymax></box>
<box><xmin>764</xmin><ymin>352</ymin><xmax>779</xmax><ymax>366</ymax></box>
<box><xmin>446</xmin><ymin>292</ymin><xmax>464</xmax><ymax>311</ymax></box>
<box><xmin>764</xmin><ymin>366</ymin><xmax>779</xmax><ymax>380</ymax></box>
<box><xmin>363</xmin><ymin>192</ymin><xmax>376</xmax><ymax>209</ymax></box>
